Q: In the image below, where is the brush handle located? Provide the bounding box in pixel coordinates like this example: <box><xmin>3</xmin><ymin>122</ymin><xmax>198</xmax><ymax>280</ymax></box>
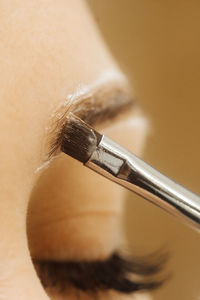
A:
<box><xmin>86</xmin><ymin>135</ymin><xmax>200</xmax><ymax>232</ymax></box>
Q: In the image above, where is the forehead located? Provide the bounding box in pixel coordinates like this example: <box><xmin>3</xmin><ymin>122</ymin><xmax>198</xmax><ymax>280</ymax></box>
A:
<box><xmin>0</xmin><ymin>0</ymin><xmax>129</xmax><ymax>176</ymax></box>
<box><xmin>0</xmin><ymin>0</ymin><xmax>117</xmax><ymax>116</ymax></box>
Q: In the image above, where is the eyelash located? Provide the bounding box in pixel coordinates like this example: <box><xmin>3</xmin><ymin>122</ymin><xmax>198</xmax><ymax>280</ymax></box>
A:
<box><xmin>33</xmin><ymin>251</ymin><xmax>168</xmax><ymax>296</ymax></box>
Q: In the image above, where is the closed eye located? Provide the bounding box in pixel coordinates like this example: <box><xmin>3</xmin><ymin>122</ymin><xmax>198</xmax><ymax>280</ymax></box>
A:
<box><xmin>33</xmin><ymin>251</ymin><xmax>167</xmax><ymax>296</ymax></box>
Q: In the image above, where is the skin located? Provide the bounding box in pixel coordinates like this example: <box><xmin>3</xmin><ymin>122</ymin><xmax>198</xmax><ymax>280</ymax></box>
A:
<box><xmin>0</xmin><ymin>0</ymin><xmax>150</xmax><ymax>299</ymax></box>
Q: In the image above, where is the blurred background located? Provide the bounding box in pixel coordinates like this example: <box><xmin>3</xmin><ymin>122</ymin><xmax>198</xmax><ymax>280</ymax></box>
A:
<box><xmin>87</xmin><ymin>1</ymin><xmax>200</xmax><ymax>299</ymax></box>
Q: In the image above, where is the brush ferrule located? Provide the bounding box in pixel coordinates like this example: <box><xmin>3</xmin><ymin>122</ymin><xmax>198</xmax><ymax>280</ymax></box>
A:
<box><xmin>86</xmin><ymin>136</ymin><xmax>125</xmax><ymax>176</ymax></box>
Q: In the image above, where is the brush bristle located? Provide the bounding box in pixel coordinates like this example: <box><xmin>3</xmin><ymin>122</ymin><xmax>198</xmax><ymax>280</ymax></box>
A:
<box><xmin>61</xmin><ymin>113</ymin><xmax>102</xmax><ymax>163</ymax></box>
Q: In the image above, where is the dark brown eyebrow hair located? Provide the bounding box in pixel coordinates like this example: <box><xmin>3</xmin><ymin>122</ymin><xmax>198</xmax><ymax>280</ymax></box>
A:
<box><xmin>47</xmin><ymin>81</ymin><xmax>136</xmax><ymax>158</ymax></box>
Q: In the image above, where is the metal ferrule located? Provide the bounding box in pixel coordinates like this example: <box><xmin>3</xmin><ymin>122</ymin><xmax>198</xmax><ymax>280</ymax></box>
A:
<box><xmin>85</xmin><ymin>135</ymin><xmax>200</xmax><ymax>232</ymax></box>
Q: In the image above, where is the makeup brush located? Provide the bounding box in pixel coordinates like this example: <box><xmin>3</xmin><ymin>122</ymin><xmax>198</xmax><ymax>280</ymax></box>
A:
<box><xmin>61</xmin><ymin>113</ymin><xmax>200</xmax><ymax>232</ymax></box>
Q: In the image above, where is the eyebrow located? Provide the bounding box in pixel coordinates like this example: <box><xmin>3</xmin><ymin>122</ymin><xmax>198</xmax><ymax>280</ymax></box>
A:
<box><xmin>48</xmin><ymin>80</ymin><xmax>136</xmax><ymax>158</ymax></box>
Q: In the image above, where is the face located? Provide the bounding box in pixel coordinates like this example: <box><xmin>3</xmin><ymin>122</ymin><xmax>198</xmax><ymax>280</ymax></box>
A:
<box><xmin>0</xmin><ymin>1</ymin><xmax>152</xmax><ymax>299</ymax></box>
